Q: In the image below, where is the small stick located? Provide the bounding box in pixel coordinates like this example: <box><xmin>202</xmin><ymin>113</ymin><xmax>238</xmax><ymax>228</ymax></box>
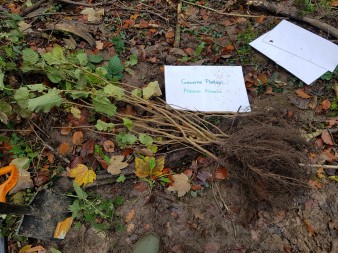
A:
<box><xmin>300</xmin><ymin>163</ymin><xmax>338</xmax><ymax>170</ymax></box>
<box><xmin>57</xmin><ymin>0</ymin><xmax>117</xmax><ymax>7</ymax></box>
<box><xmin>21</xmin><ymin>0</ymin><xmax>48</xmax><ymax>16</ymax></box>
<box><xmin>182</xmin><ymin>0</ymin><xmax>261</xmax><ymax>18</ymax></box>
<box><xmin>174</xmin><ymin>0</ymin><xmax>182</xmax><ymax>48</ymax></box>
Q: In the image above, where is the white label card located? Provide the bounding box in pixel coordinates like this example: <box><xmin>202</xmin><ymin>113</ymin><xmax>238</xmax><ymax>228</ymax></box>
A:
<box><xmin>164</xmin><ymin>66</ymin><xmax>251</xmax><ymax>112</ymax></box>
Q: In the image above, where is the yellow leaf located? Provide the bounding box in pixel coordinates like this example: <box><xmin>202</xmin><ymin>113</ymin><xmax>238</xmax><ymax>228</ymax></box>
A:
<box><xmin>135</xmin><ymin>156</ymin><xmax>164</xmax><ymax>179</ymax></box>
<box><xmin>167</xmin><ymin>173</ymin><xmax>191</xmax><ymax>197</ymax></box>
<box><xmin>69</xmin><ymin>164</ymin><xmax>96</xmax><ymax>186</ymax></box>
<box><xmin>54</xmin><ymin>217</ymin><xmax>73</xmax><ymax>239</ymax></box>
<box><xmin>107</xmin><ymin>155</ymin><xmax>128</xmax><ymax>175</ymax></box>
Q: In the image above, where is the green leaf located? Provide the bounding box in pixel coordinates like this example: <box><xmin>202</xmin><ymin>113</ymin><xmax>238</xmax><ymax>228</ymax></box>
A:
<box><xmin>321</xmin><ymin>71</ymin><xmax>332</xmax><ymax>81</ymax></box>
<box><xmin>26</xmin><ymin>83</ymin><xmax>47</xmax><ymax>92</ymax></box>
<box><xmin>0</xmin><ymin>101</ymin><xmax>12</xmax><ymax>124</ymax></box>
<box><xmin>14</xmin><ymin>87</ymin><xmax>30</xmax><ymax>109</ymax></box>
<box><xmin>116</xmin><ymin>133</ymin><xmax>137</xmax><ymax>147</ymax></box>
<box><xmin>0</xmin><ymin>71</ymin><xmax>4</xmax><ymax>90</ymax></box>
<box><xmin>113</xmin><ymin>196</ymin><xmax>124</xmax><ymax>205</ymax></box>
<box><xmin>107</xmin><ymin>55</ymin><xmax>123</xmax><ymax>80</ymax></box>
<box><xmin>111</xmin><ymin>35</ymin><xmax>125</xmax><ymax>53</ymax></box>
<box><xmin>88</xmin><ymin>54</ymin><xmax>104</xmax><ymax>63</ymax></box>
<box><xmin>103</xmin><ymin>84</ymin><xmax>124</xmax><ymax>100</ymax></box>
<box><xmin>50</xmin><ymin>248</ymin><xmax>62</xmax><ymax>253</ymax></box>
<box><xmin>95</xmin><ymin>120</ymin><xmax>114</xmax><ymax>132</ymax></box>
<box><xmin>142</xmin><ymin>81</ymin><xmax>162</xmax><ymax>100</ymax></box>
<box><xmin>125</xmin><ymin>54</ymin><xmax>138</xmax><ymax>67</ymax></box>
<box><xmin>73</xmin><ymin>181</ymin><xmax>88</xmax><ymax>200</ymax></box>
<box><xmin>95</xmin><ymin>66</ymin><xmax>107</xmax><ymax>77</ymax></box>
<box><xmin>139</xmin><ymin>134</ymin><xmax>153</xmax><ymax>146</ymax></box>
<box><xmin>42</xmin><ymin>46</ymin><xmax>66</xmax><ymax>65</ymax></box>
<box><xmin>123</xmin><ymin>118</ymin><xmax>133</xmax><ymax>130</ymax></box>
<box><xmin>22</xmin><ymin>48</ymin><xmax>39</xmax><ymax>64</ymax></box>
<box><xmin>149</xmin><ymin>157</ymin><xmax>156</xmax><ymax>170</ymax></box>
<box><xmin>92</xmin><ymin>95</ymin><xmax>117</xmax><ymax>117</ymax></box>
<box><xmin>195</xmin><ymin>42</ymin><xmax>205</xmax><ymax>56</ymax></box>
<box><xmin>66</xmin><ymin>90</ymin><xmax>90</xmax><ymax>99</ymax></box>
<box><xmin>77</xmin><ymin>52</ymin><xmax>88</xmax><ymax>66</ymax></box>
<box><xmin>116</xmin><ymin>174</ymin><xmax>126</xmax><ymax>183</ymax></box>
<box><xmin>47</xmin><ymin>72</ymin><xmax>63</xmax><ymax>83</ymax></box>
<box><xmin>28</xmin><ymin>88</ymin><xmax>63</xmax><ymax>113</ymax></box>
<box><xmin>147</xmin><ymin>145</ymin><xmax>158</xmax><ymax>154</ymax></box>
<box><xmin>131</xmin><ymin>88</ymin><xmax>142</xmax><ymax>97</ymax></box>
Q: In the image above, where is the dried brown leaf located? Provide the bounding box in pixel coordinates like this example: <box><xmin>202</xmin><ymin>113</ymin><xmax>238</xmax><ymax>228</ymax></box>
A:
<box><xmin>72</xmin><ymin>131</ymin><xmax>84</xmax><ymax>145</ymax></box>
<box><xmin>167</xmin><ymin>173</ymin><xmax>191</xmax><ymax>197</ymax></box>
<box><xmin>214</xmin><ymin>167</ymin><xmax>228</xmax><ymax>180</ymax></box>
<box><xmin>321</xmin><ymin>129</ymin><xmax>334</xmax><ymax>145</ymax></box>
<box><xmin>58</xmin><ymin>142</ymin><xmax>71</xmax><ymax>156</ymax></box>
<box><xmin>295</xmin><ymin>89</ymin><xmax>311</xmax><ymax>99</ymax></box>
<box><xmin>125</xmin><ymin>209</ymin><xmax>136</xmax><ymax>223</ymax></box>
<box><xmin>321</xmin><ymin>99</ymin><xmax>331</xmax><ymax>110</ymax></box>
<box><xmin>103</xmin><ymin>140</ymin><xmax>115</xmax><ymax>153</ymax></box>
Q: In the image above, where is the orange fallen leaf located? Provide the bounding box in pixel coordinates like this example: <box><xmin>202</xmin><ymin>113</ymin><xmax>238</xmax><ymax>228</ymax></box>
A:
<box><xmin>322</xmin><ymin>149</ymin><xmax>336</xmax><ymax>162</ymax></box>
<box><xmin>58</xmin><ymin>142</ymin><xmax>71</xmax><ymax>156</ymax></box>
<box><xmin>47</xmin><ymin>152</ymin><xmax>55</xmax><ymax>164</ymax></box>
<box><xmin>256</xmin><ymin>15</ymin><xmax>265</xmax><ymax>24</ymax></box>
<box><xmin>316</xmin><ymin>167</ymin><xmax>325</xmax><ymax>179</ymax></box>
<box><xmin>295</xmin><ymin>89</ymin><xmax>311</xmax><ymax>99</ymax></box>
<box><xmin>308</xmin><ymin>179</ymin><xmax>323</xmax><ymax>189</ymax></box>
<box><xmin>103</xmin><ymin>140</ymin><xmax>115</xmax><ymax>153</ymax></box>
<box><xmin>264</xmin><ymin>86</ymin><xmax>274</xmax><ymax>95</ymax></box>
<box><xmin>183</xmin><ymin>169</ymin><xmax>193</xmax><ymax>178</ymax></box>
<box><xmin>321</xmin><ymin>99</ymin><xmax>331</xmax><ymax>110</ymax></box>
<box><xmin>125</xmin><ymin>209</ymin><xmax>136</xmax><ymax>222</ymax></box>
<box><xmin>54</xmin><ymin>217</ymin><xmax>73</xmax><ymax>239</ymax></box>
<box><xmin>60</xmin><ymin>127</ymin><xmax>71</xmax><ymax>135</ymax></box>
<box><xmin>321</xmin><ymin>129</ymin><xmax>334</xmax><ymax>145</ymax></box>
<box><xmin>214</xmin><ymin>167</ymin><xmax>228</xmax><ymax>180</ymax></box>
<box><xmin>130</xmin><ymin>13</ymin><xmax>140</xmax><ymax>19</ymax></box>
<box><xmin>330</xmin><ymin>1</ymin><xmax>338</xmax><ymax>6</ymax></box>
<box><xmin>257</xmin><ymin>73</ymin><xmax>268</xmax><ymax>84</ymax></box>
<box><xmin>24</xmin><ymin>245</ymin><xmax>45</xmax><ymax>253</ymax></box>
<box><xmin>303</xmin><ymin>219</ymin><xmax>316</xmax><ymax>236</ymax></box>
<box><xmin>165</xmin><ymin>31</ymin><xmax>175</xmax><ymax>39</ymax></box>
<box><xmin>72</xmin><ymin>131</ymin><xmax>84</xmax><ymax>145</ymax></box>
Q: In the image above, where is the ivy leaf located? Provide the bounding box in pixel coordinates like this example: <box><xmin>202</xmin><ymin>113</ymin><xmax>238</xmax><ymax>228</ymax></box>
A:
<box><xmin>135</xmin><ymin>156</ymin><xmax>164</xmax><ymax>179</ymax></box>
<box><xmin>22</xmin><ymin>48</ymin><xmax>39</xmax><ymax>65</ymax></box>
<box><xmin>14</xmin><ymin>87</ymin><xmax>30</xmax><ymax>109</ymax></box>
<box><xmin>95</xmin><ymin>120</ymin><xmax>114</xmax><ymax>132</ymax></box>
<box><xmin>139</xmin><ymin>134</ymin><xmax>153</xmax><ymax>146</ymax></box>
<box><xmin>69</xmin><ymin>164</ymin><xmax>96</xmax><ymax>186</ymax></box>
<box><xmin>123</xmin><ymin>118</ymin><xmax>133</xmax><ymax>130</ymax></box>
<box><xmin>142</xmin><ymin>81</ymin><xmax>162</xmax><ymax>100</ymax></box>
<box><xmin>103</xmin><ymin>83</ymin><xmax>124</xmax><ymax>100</ymax></box>
<box><xmin>107</xmin><ymin>155</ymin><xmax>128</xmax><ymax>175</ymax></box>
<box><xmin>116</xmin><ymin>133</ymin><xmax>137</xmax><ymax>147</ymax></box>
<box><xmin>167</xmin><ymin>173</ymin><xmax>191</xmax><ymax>197</ymax></box>
<box><xmin>92</xmin><ymin>95</ymin><xmax>117</xmax><ymax>116</ymax></box>
<box><xmin>28</xmin><ymin>88</ymin><xmax>63</xmax><ymax>113</ymax></box>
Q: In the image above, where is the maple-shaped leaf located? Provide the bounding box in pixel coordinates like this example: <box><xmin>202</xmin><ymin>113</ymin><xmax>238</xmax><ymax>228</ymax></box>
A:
<box><xmin>135</xmin><ymin>156</ymin><xmax>164</xmax><ymax>179</ymax></box>
<box><xmin>69</xmin><ymin>164</ymin><xmax>96</xmax><ymax>186</ymax></box>
<box><xmin>107</xmin><ymin>155</ymin><xmax>128</xmax><ymax>175</ymax></box>
<box><xmin>167</xmin><ymin>173</ymin><xmax>191</xmax><ymax>197</ymax></box>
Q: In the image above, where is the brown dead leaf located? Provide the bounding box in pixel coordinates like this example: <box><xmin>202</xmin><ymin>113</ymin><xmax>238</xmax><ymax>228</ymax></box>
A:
<box><xmin>184</xmin><ymin>47</ymin><xmax>194</xmax><ymax>56</ymax></box>
<box><xmin>60</xmin><ymin>127</ymin><xmax>71</xmax><ymax>135</ymax></box>
<box><xmin>125</xmin><ymin>209</ymin><xmax>136</xmax><ymax>222</ymax></box>
<box><xmin>126</xmin><ymin>223</ymin><xmax>135</xmax><ymax>233</ymax></box>
<box><xmin>103</xmin><ymin>140</ymin><xmax>115</xmax><ymax>153</ymax></box>
<box><xmin>133</xmin><ymin>181</ymin><xmax>148</xmax><ymax>192</ymax></box>
<box><xmin>330</xmin><ymin>1</ymin><xmax>338</xmax><ymax>6</ymax></box>
<box><xmin>257</xmin><ymin>73</ymin><xmax>268</xmax><ymax>84</ymax></box>
<box><xmin>256</xmin><ymin>15</ymin><xmax>265</xmax><ymax>24</ymax></box>
<box><xmin>303</xmin><ymin>219</ymin><xmax>316</xmax><ymax>236</ymax></box>
<box><xmin>80</xmin><ymin>139</ymin><xmax>95</xmax><ymax>157</ymax></box>
<box><xmin>130</xmin><ymin>13</ymin><xmax>140</xmax><ymax>19</ymax></box>
<box><xmin>72</xmin><ymin>131</ymin><xmax>84</xmax><ymax>145</ymax></box>
<box><xmin>25</xmin><ymin>246</ymin><xmax>45</xmax><ymax>253</ymax></box>
<box><xmin>47</xmin><ymin>152</ymin><xmax>55</xmax><ymax>164</ymax></box>
<box><xmin>308</xmin><ymin>96</ymin><xmax>318</xmax><ymax>109</ymax></box>
<box><xmin>107</xmin><ymin>155</ymin><xmax>128</xmax><ymax>175</ymax></box>
<box><xmin>214</xmin><ymin>167</ymin><xmax>228</xmax><ymax>180</ymax></box>
<box><xmin>264</xmin><ymin>86</ymin><xmax>274</xmax><ymax>95</ymax></box>
<box><xmin>165</xmin><ymin>31</ymin><xmax>175</xmax><ymax>39</ymax></box>
<box><xmin>322</xmin><ymin>149</ymin><xmax>336</xmax><ymax>162</ymax></box>
<box><xmin>58</xmin><ymin>142</ymin><xmax>71</xmax><ymax>156</ymax></box>
<box><xmin>95</xmin><ymin>40</ymin><xmax>104</xmax><ymax>50</ymax></box>
<box><xmin>191</xmin><ymin>184</ymin><xmax>202</xmax><ymax>191</ymax></box>
<box><xmin>321</xmin><ymin>129</ymin><xmax>334</xmax><ymax>145</ymax></box>
<box><xmin>295</xmin><ymin>89</ymin><xmax>311</xmax><ymax>99</ymax></box>
<box><xmin>167</xmin><ymin>173</ymin><xmax>191</xmax><ymax>197</ymax></box>
<box><xmin>70</xmin><ymin>156</ymin><xmax>83</xmax><ymax>168</ymax></box>
<box><xmin>138</xmin><ymin>19</ymin><xmax>149</xmax><ymax>28</ymax></box>
<box><xmin>321</xmin><ymin>99</ymin><xmax>331</xmax><ymax>110</ymax></box>
<box><xmin>183</xmin><ymin>169</ymin><xmax>193</xmax><ymax>178</ymax></box>
<box><xmin>308</xmin><ymin>179</ymin><xmax>323</xmax><ymax>189</ymax></box>
<box><xmin>316</xmin><ymin>167</ymin><xmax>325</xmax><ymax>179</ymax></box>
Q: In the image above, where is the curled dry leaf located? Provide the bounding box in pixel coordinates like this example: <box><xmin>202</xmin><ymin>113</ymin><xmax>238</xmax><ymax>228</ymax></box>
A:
<box><xmin>72</xmin><ymin>131</ymin><xmax>84</xmax><ymax>145</ymax></box>
<box><xmin>295</xmin><ymin>89</ymin><xmax>311</xmax><ymax>99</ymax></box>
<box><xmin>69</xmin><ymin>164</ymin><xmax>96</xmax><ymax>186</ymax></box>
<box><xmin>321</xmin><ymin>99</ymin><xmax>331</xmax><ymax>110</ymax></box>
<box><xmin>58</xmin><ymin>142</ymin><xmax>71</xmax><ymax>156</ymax></box>
<box><xmin>103</xmin><ymin>140</ymin><xmax>115</xmax><ymax>153</ymax></box>
<box><xmin>107</xmin><ymin>155</ymin><xmax>128</xmax><ymax>175</ymax></box>
<box><xmin>214</xmin><ymin>167</ymin><xmax>228</xmax><ymax>180</ymax></box>
<box><xmin>167</xmin><ymin>173</ymin><xmax>191</xmax><ymax>197</ymax></box>
<box><xmin>321</xmin><ymin>129</ymin><xmax>334</xmax><ymax>145</ymax></box>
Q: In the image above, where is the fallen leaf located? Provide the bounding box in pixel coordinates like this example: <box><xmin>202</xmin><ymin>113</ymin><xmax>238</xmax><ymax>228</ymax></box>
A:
<box><xmin>138</xmin><ymin>19</ymin><xmax>149</xmax><ymax>28</ymax></box>
<box><xmin>264</xmin><ymin>86</ymin><xmax>274</xmax><ymax>95</ymax></box>
<box><xmin>58</xmin><ymin>142</ymin><xmax>71</xmax><ymax>156</ymax></box>
<box><xmin>308</xmin><ymin>179</ymin><xmax>323</xmax><ymax>189</ymax></box>
<box><xmin>257</xmin><ymin>73</ymin><xmax>268</xmax><ymax>84</ymax></box>
<box><xmin>133</xmin><ymin>181</ymin><xmax>148</xmax><ymax>192</ymax></box>
<box><xmin>80</xmin><ymin>8</ymin><xmax>104</xmax><ymax>22</ymax></box>
<box><xmin>130</xmin><ymin>13</ymin><xmax>140</xmax><ymax>19</ymax></box>
<box><xmin>54</xmin><ymin>217</ymin><xmax>73</xmax><ymax>239</ymax></box>
<box><xmin>316</xmin><ymin>167</ymin><xmax>325</xmax><ymax>179</ymax></box>
<box><xmin>95</xmin><ymin>40</ymin><xmax>104</xmax><ymax>50</ymax></box>
<box><xmin>165</xmin><ymin>31</ymin><xmax>175</xmax><ymax>39</ymax></box>
<box><xmin>33</xmin><ymin>172</ymin><xmax>50</xmax><ymax>187</ymax></box>
<box><xmin>9</xmin><ymin>168</ymin><xmax>33</xmax><ymax>194</ymax></box>
<box><xmin>103</xmin><ymin>140</ymin><xmax>115</xmax><ymax>153</ymax></box>
<box><xmin>321</xmin><ymin>129</ymin><xmax>334</xmax><ymax>145</ymax></box>
<box><xmin>80</xmin><ymin>139</ymin><xmax>95</xmax><ymax>157</ymax></box>
<box><xmin>125</xmin><ymin>209</ymin><xmax>136</xmax><ymax>222</ymax></box>
<box><xmin>167</xmin><ymin>173</ymin><xmax>191</xmax><ymax>197</ymax></box>
<box><xmin>135</xmin><ymin>156</ymin><xmax>164</xmax><ymax>179</ymax></box>
<box><xmin>322</xmin><ymin>149</ymin><xmax>336</xmax><ymax>162</ymax></box>
<box><xmin>214</xmin><ymin>167</ymin><xmax>228</xmax><ymax>180</ymax></box>
<box><xmin>107</xmin><ymin>155</ymin><xmax>128</xmax><ymax>175</ymax></box>
<box><xmin>70</xmin><ymin>156</ymin><xmax>83</xmax><ymax>168</ymax></box>
<box><xmin>295</xmin><ymin>89</ymin><xmax>311</xmax><ymax>99</ymax></box>
<box><xmin>47</xmin><ymin>152</ymin><xmax>55</xmax><ymax>163</ymax></box>
<box><xmin>183</xmin><ymin>169</ymin><xmax>193</xmax><ymax>178</ymax></box>
<box><xmin>321</xmin><ymin>99</ymin><xmax>331</xmax><ymax>110</ymax></box>
<box><xmin>72</xmin><ymin>131</ymin><xmax>84</xmax><ymax>145</ymax></box>
<box><xmin>127</xmin><ymin>223</ymin><xmax>135</xmax><ymax>233</ymax></box>
<box><xmin>330</xmin><ymin>1</ymin><xmax>338</xmax><ymax>7</ymax></box>
<box><xmin>191</xmin><ymin>184</ymin><xmax>202</xmax><ymax>191</ymax></box>
<box><xmin>24</xmin><ymin>245</ymin><xmax>45</xmax><ymax>253</ymax></box>
<box><xmin>304</xmin><ymin>219</ymin><xmax>316</xmax><ymax>236</ymax></box>
<box><xmin>256</xmin><ymin>15</ymin><xmax>265</xmax><ymax>24</ymax></box>
<box><xmin>60</xmin><ymin>127</ymin><xmax>71</xmax><ymax>135</ymax></box>
<box><xmin>123</xmin><ymin>148</ymin><xmax>133</xmax><ymax>156</ymax></box>
<box><xmin>69</xmin><ymin>164</ymin><xmax>96</xmax><ymax>186</ymax></box>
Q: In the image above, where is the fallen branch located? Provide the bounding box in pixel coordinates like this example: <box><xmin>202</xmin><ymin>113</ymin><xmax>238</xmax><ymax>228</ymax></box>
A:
<box><xmin>174</xmin><ymin>1</ymin><xmax>182</xmax><ymax>48</ymax></box>
<box><xmin>247</xmin><ymin>0</ymin><xmax>338</xmax><ymax>39</ymax></box>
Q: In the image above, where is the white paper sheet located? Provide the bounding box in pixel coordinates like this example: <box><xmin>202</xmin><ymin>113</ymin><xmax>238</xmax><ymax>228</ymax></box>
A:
<box><xmin>250</xmin><ymin>20</ymin><xmax>338</xmax><ymax>85</ymax></box>
<box><xmin>164</xmin><ymin>66</ymin><xmax>251</xmax><ymax>112</ymax></box>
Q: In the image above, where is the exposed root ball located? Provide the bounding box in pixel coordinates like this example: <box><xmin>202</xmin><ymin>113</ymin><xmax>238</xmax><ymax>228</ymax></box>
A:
<box><xmin>223</xmin><ymin>124</ymin><xmax>310</xmax><ymax>207</ymax></box>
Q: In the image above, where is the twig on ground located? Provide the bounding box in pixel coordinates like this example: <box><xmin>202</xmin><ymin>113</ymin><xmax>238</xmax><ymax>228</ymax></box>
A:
<box><xmin>21</xmin><ymin>0</ymin><xmax>48</xmax><ymax>16</ymax></box>
<box><xmin>174</xmin><ymin>0</ymin><xmax>182</xmax><ymax>48</ymax></box>
<box><xmin>57</xmin><ymin>0</ymin><xmax>117</xmax><ymax>7</ymax></box>
<box><xmin>299</xmin><ymin>164</ymin><xmax>338</xmax><ymax>170</ymax></box>
<box><xmin>182</xmin><ymin>0</ymin><xmax>261</xmax><ymax>18</ymax></box>
<box><xmin>247</xmin><ymin>0</ymin><xmax>338</xmax><ymax>39</ymax></box>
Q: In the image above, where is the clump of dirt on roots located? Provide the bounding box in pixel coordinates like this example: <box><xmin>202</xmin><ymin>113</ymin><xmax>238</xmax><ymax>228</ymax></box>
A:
<box><xmin>223</xmin><ymin>122</ymin><xmax>311</xmax><ymax>209</ymax></box>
